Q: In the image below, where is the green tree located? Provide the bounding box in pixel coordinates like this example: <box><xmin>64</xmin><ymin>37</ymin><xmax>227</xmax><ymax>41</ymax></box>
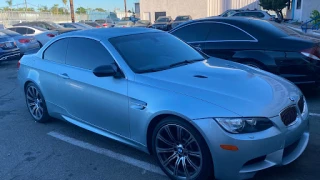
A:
<box><xmin>62</xmin><ymin>0</ymin><xmax>68</xmax><ymax>13</ymax></box>
<box><xmin>6</xmin><ymin>0</ymin><xmax>13</xmax><ymax>11</ymax></box>
<box><xmin>95</xmin><ymin>8</ymin><xmax>106</xmax><ymax>12</ymax></box>
<box><xmin>38</xmin><ymin>5</ymin><xmax>49</xmax><ymax>12</ymax></box>
<box><xmin>76</xmin><ymin>7</ymin><xmax>86</xmax><ymax>14</ymax></box>
<box><xmin>310</xmin><ymin>10</ymin><xmax>320</xmax><ymax>25</ymax></box>
<box><xmin>259</xmin><ymin>0</ymin><xmax>289</xmax><ymax>20</ymax></box>
<box><xmin>51</xmin><ymin>4</ymin><xmax>59</xmax><ymax>14</ymax></box>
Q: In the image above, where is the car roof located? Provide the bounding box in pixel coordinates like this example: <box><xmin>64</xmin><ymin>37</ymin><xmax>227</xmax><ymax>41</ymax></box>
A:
<box><xmin>59</xmin><ymin>28</ymin><xmax>161</xmax><ymax>39</ymax></box>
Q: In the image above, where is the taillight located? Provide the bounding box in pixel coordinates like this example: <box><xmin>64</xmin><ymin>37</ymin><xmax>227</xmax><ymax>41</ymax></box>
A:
<box><xmin>301</xmin><ymin>46</ymin><xmax>320</xmax><ymax>60</ymax></box>
<box><xmin>18</xmin><ymin>39</ymin><xmax>30</xmax><ymax>43</ymax></box>
<box><xmin>103</xmin><ymin>23</ymin><xmax>107</xmax><ymax>27</ymax></box>
<box><xmin>17</xmin><ymin>60</ymin><xmax>20</xmax><ymax>69</ymax></box>
<box><xmin>47</xmin><ymin>34</ymin><xmax>55</xmax><ymax>37</ymax></box>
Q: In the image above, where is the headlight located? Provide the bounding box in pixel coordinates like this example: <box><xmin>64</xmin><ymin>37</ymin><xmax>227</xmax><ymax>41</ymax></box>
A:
<box><xmin>214</xmin><ymin>117</ymin><xmax>273</xmax><ymax>134</ymax></box>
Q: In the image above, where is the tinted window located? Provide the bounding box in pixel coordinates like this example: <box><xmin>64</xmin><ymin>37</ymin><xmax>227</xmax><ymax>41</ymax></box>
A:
<box><xmin>66</xmin><ymin>38</ymin><xmax>114</xmax><ymax>70</ymax></box>
<box><xmin>26</xmin><ymin>28</ymin><xmax>35</xmax><ymax>34</ymax></box>
<box><xmin>109</xmin><ymin>32</ymin><xmax>204</xmax><ymax>73</ymax></box>
<box><xmin>43</xmin><ymin>39</ymin><xmax>69</xmax><ymax>63</ymax></box>
<box><xmin>0</xmin><ymin>29</ymin><xmax>21</xmax><ymax>37</ymax></box>
<box><xmin>206</xmin><ymin>23</ymin><xmax>254</xmax><ymax>41</ymax></box>
<box><xmin>171</xmin><ymin>23</ymin><xmax>211</xmax><ymax>42</ymax></box>
<box><xmin>15</xmin><ymin>27</ymin><xmax>27</xmax><ymax>34</ymax></box>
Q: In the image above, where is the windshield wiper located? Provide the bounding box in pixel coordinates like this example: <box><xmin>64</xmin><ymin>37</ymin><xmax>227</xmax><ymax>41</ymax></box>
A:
<box><xmin>169</xmin><ymin>59</ymin><xmax>204</xmax><ymax>68</ymax></box>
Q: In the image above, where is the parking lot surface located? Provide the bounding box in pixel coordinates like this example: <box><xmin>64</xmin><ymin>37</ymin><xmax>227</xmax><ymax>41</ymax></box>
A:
<box><xmin>1</xmin><ymin>60</ymin><xmax>320</xmax><ymax>180</ymax></box>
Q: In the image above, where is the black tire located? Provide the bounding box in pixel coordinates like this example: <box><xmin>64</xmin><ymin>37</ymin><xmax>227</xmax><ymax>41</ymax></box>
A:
<box><xmin>152</xmin><ymin>116</ymin><xmax>214</xmax><ymax>180</ymax></box>
<box><xmin>243</xmin><ymin>61</ymin><xmax>264</xmax><ymax>70</ymax></box>
<box><xmin>25</xmin><ymin>82</ymin><xmax>50</xmax><ymax>123</ymax></box>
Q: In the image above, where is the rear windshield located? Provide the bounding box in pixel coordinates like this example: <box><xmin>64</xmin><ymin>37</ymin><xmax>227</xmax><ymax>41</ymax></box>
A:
<box><xmin>32</xmin><ymin>26</ymin><xmax>48</xmax><ymax>31</ymax></box>
<box><xmin>0</xmin><ymin>29</ymin><xmax>20</xmax><ymax>36</ymax></box>
<box><xmin>95</xmin><ymin>20</ymin><xmax>106</xmax><ymax>24</ymax></box>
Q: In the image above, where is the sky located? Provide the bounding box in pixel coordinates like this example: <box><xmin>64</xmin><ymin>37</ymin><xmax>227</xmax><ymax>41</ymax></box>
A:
<box><xmin>0</xmin><ymin>0</ymin><xmax>139</xmax><ymax>11</ymax></box>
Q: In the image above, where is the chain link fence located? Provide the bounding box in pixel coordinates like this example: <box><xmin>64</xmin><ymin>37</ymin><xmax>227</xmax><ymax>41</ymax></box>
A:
<box><xmin>0</xmin><ymin>11</ymin><xmax>88</xmax><ymax>27</ymax></box>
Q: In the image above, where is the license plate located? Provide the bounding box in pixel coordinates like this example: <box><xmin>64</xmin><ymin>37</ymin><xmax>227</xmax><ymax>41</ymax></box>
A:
<box><xmin>5</xmin><ymin>42</ymin><xmax>12</xmax><ymax>47</ymax></box>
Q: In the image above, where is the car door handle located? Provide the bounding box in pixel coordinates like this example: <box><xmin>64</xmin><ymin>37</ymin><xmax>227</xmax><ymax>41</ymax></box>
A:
<box><xmin>58</xmin><ymin>73</ymin><xmax>70</xmax><ymax>79</ymax></box>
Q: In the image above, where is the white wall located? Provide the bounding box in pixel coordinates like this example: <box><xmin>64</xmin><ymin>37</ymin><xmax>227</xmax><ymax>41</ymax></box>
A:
<box><xmin>301</xmin><ymin>0</ymin><xmax>320</xmax><ymax>22</ymax></box>
<box><xmin>208</xmin><ymin>0</ymin><xmax>261</xmax><ymax>16</ymax></box>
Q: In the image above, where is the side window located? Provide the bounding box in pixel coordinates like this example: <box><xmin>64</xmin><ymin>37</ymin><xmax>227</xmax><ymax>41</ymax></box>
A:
<box><xmin>43</xmin><ymin>38</ymin><xmax>69</xmax><ymax>63</ymax></box>
<box><xmin>171</xmin><ymin>23</ymin><xmax>211</xmax><ymax>42</ymax></box>
<box><xmin>15</xmin><ymin>27</ymin><xmax>27</xmax><ymax>34</ymax></box>
<box><xmin>26</xmin><ymin>28</ymin><xmax>35</xmax><ymax>34</ymax></box>
<box><xmin>8</xmin><ymin>27</ymin><xmax>16</xmax><ymax>32</ymax></box>
<box><xmin>206</xmin><ymin>23</ymin><xmax>255</xmax><ymax>41</ymax></box>
<box><xmin>66</xmin><ymin>38</ymin><xmax>115</xmax><ymax>70</ymax></box>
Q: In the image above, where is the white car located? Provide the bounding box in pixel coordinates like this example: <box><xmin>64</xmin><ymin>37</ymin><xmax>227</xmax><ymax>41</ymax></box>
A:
<box><xmin>7</xmin><ymin>26</ymin><xmax>58</xmax><ymax>47</ymax></box>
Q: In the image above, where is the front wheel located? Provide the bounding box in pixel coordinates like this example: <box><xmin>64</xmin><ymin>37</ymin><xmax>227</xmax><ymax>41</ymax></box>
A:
<box><xmin>152</xmin><ymin>117</ymin><xmax>214</xmax><ymax>180</ymax></box>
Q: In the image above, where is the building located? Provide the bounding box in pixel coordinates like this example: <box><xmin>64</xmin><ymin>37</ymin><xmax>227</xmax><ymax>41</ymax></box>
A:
<box><xmin>286</xmin><ymin>0</ymin><xmax>320</xmax><ymax>22</ymax></box>
<box><xmin>140</xmin><ymin>0</ymin><xmax>260</xmax><ymax>22</ymax></box>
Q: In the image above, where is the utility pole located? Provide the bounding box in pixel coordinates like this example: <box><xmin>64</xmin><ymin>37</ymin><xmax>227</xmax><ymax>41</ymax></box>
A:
<box><xmin>24</xmin><ymin>0</ymin><xmax>27</xmax><ymax>20</ymax></box>
<box><xmin>70</xmin><ymin>0</ymin><xmax>75</xmax><ymax>22</ymax></box>
<box><xmin>124</xmin><ymin>0</ymin><xmax>127</xmax><ymax>17</ymax></box>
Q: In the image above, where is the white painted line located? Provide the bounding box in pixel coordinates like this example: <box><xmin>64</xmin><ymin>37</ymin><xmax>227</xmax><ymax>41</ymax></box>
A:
<box><xmin>310</xmin><ymin>113</ymin><xmax>320</xmax><ymax>117</ymax></box>
<box><xmin>47</xmin><ymin>131</ymin><xmax>165</xmax><ymax>176</ymax></box>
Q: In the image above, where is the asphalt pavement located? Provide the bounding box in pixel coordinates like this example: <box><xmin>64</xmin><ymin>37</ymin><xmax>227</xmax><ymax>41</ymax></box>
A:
<box><xmin>1</xmin><ymin>60</ymin><xmax>320</xmax><ymax>180</ymax></box>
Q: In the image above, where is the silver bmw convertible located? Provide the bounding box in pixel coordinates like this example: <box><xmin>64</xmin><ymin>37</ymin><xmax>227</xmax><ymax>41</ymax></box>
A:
<box><xmin>18</xmin><ymin>28</ymin><xmax>309</xmax><ymax>180</ymax></box>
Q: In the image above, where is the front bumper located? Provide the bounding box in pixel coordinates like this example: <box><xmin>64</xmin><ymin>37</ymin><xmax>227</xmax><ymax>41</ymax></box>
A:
<box><xmin>192</xmin><ymin>115</ymin><xmax>309</xmax><ymax>180</ymax></box>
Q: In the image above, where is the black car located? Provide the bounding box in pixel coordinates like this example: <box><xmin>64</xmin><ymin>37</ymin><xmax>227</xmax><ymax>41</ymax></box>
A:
<box><xmin>0</xmin><ymin>32</ymin><xmax>20</xmax><ymax>63</ymax></box>
<box><xmin>171</xmin><ymin>15</ymin><xmax>192</xmax><ymax>29</ymax></box>
<box><xmin>169</xmin><ymin>17</ymin><xmax>320</xmax><ymax>86</ymax></box>
<box><xmin>151</xmin><ymin>16</ymin><xmax>173</xmax><ymax>31</ymax></box>
<box><xmin>12</xmin><ymin>21</ymin><xmax>79</xmax><ymax>34</ymax></box>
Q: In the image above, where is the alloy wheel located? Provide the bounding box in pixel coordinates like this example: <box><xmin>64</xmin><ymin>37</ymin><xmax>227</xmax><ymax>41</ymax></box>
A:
<box><xmin>155</xmin><ymin>124</ymin><xmax>202</xmax><ymax>179</ymax></box>
<box><xmin>26</xmin><ymin>86</ymin><xmax>44</xmax><ymax>120</ymax></box>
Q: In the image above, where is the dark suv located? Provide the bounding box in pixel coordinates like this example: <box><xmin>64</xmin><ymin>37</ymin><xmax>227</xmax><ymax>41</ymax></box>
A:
<box><xmin>13</xmin><ymin>21</ymin><xmax>79</xmax><ymax>34</ymax></box>
<box><xmin>0</xmin><ymin>32</ymin><xmax>20</xmax><ymax>63</ymax></box>
<box><xmin>151</xmin><ymin>16</ymin><xmax>173</xmax><ymax>31</ymax></box>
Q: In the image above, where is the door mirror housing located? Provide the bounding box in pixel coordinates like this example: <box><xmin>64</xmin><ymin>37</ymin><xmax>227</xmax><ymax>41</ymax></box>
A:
<box><xmin>93</xmin><ymin>64</ymin><xmax>123</xmax><ymax>78</ymax></box>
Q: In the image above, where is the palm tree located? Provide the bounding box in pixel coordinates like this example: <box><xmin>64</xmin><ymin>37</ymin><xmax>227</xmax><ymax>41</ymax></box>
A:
<box><xmin>6</xmin><ymin>0</ymin><xmax>13</xmax><ymax>11</ymax></box>
<box><xmin>62</xmin><ymin>0</ymin><xmax>68</xmax><ymax>13</ymax></box>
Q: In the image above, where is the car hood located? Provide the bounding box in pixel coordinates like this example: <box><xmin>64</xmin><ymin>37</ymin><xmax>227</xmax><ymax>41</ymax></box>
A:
<box><xmin>135</xmin><ymin>58</ymin><xmax>301</xmax><ymax>117</ymax></box>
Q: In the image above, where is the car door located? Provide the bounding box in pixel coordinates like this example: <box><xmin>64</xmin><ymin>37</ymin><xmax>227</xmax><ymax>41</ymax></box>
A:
<box><xmin>170</xmin><ymin>23</ymin><xmax>211</xmax><ymax>51</ymax></box>
<box><xmin>56</xmin><ymin>37</ymin><xmax>130</xmax><ymax>137</ymax></box>
<box><xmin>203</xmin><ymin>22</ymin><xmax>258</xmax><ymax>60</ymax></box>
<box><xmin>40</xmin><ymin>38</ymin><xmax>69</xmax><ymax>113</ymax></box>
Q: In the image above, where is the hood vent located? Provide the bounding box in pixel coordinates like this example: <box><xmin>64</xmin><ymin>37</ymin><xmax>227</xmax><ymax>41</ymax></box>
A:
<box><xmin>194</xmin><ymin>75</ymin><xmax>207</xmax><ymax>79</ymax></box>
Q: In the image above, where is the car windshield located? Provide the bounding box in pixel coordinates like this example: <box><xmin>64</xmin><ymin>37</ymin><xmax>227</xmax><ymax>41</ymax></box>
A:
<box><xmin>136</xmin><ymin>20</ymin><xmax>150</xmax><ymax>25</ymax></box>
<box><xmin>0</xmin><ymin>29</ymin><xmax>21</xmax><ymax>36</ymax></box>
<box><xmin>175</xmin><ymin>16</ymin><xmax>189</xmax><ymax>21</ymax></box>
<box><xmin>156</xmin><ymin>18</ymin><xmax>170</xmax><ymax>22</ymax></box>
<box><xmin>227</xmin><ymin>11</ymin><xmax>238</xmax><ymax>17</ymax></box>
<box><xmin>47</xmin><ymin>21</ymin><xmax>64</xmax><ymax>28</ymax></box>
<box><xmin>109</xmin><ymin>32</ymin><xmax>205</xmax><ymax>73</ymax></box>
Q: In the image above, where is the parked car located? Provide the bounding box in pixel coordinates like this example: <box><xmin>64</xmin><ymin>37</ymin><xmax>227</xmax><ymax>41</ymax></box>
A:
<box><xmin>169</xmin><ymin>17</ymin><xmax>320</xmax><ymax>86</ymax></box>
<box><xmin>18</xmin><ymin>28</ymin><xmax>309</xmax><ymax>180</ymax></box>
<box><xmin>0</xmin><ymin>32</ymin><xmax>20</xmax><ymax>62</ymax></box>
<box><xmin>0</xmin><ymin>29</ymin><xmax>39</xmax><ymax>56</ymax></box>
<box><xmin>80</xmin><ymin>21</ymin><xmax>103</xmax><ymax>28</ymax></box>
<box><xmin>59</xmin><ymin>22</ymin><xmax>94</xmax><ymax>29</ymax></box>
<box><xmin>12</xmin><ymin>21</ymin><xmax>79</xmax><ymax>34</ymax></box>
<box><xmin>114</xmin><ymin>21</ymin><xmax>135</xmax><ymax>28</ymax></box>
<box><xmin>218</xmin><ymin>9</ymin><xmax>242</xmax><ymax>17</ymax></box>
<box><xmin>151</xmin><ymin>16</ymin><xmax>173</xmax><ymax>31</ymax></box>
<box><xmin>171</xmin><ymin>15</ymin><xmax>192</xmax><ymax>29</ymax></box>
<box><xmin>7</xmin><ymin>26</ymin><xmax>58</xmax><ymax>47</ymax></box>
<box><xmin>226</xmin><ymin>9</ymin><xmax>274</xmax><ymax>21</ymax></box>
<box><xmin>95</xmin><ymin>19</ymin><xmax>115</xmax><ymax>28</ymax></box>
<box><xmin>133</xmin><ymin>20</ymin><xmax>152</xmax><ymax>28</ymax></box>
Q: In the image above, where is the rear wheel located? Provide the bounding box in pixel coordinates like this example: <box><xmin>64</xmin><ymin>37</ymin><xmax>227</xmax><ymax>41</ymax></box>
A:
<box><xmin>152</xmin><ymin>117</ymin><xmax>214</xmax><ymax>180</ymax></box>
<box><xmin>25</xmin><ymin>83</ymin><xmax>50</xmax><ymax>123</ymax></box>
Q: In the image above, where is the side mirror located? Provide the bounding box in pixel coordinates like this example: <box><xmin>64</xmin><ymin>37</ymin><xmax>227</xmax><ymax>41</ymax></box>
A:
<box><xmin>93</xmin><ymin>64</ymin><xmax>123</xmax><ymax>78</ymax></box>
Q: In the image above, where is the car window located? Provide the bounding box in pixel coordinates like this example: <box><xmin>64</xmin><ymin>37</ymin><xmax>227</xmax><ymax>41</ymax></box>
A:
<box><xmin>206</xmin><ymin>23</ymin><xmax>255</xmax><ymax>41</ymax></box>
<box><xmin>43</xmin><ymin>38</ymin><xmax>69</xmax><ymax>63</ymax></box>
<box><xmin>15</xmin><ymin>27</ymin><xmax>27</xmax><ymax>34</ymax></box>
<box><xmin>0</xmin><ymin>29</ymin><xmax>21</xmax><ymax>37</ymax></box>
<box><xmin>109</xmin><ymin>32</ymin><xmax>204</xmax><ymax>73</ymax></box>
<box><xmin>36</xmin><ymin>23</ymin><xmax>47</xmax><ymax>29</ymax></box>
<box><xmin>7</xmin><ymin>27</ymin><xmax>16</xmax><ymax>32</ymax></box>
<box><xmin>26</xmin><ymin>28</ymin><xmax>35</xmax><ymax>34</ymax></box>
<box><xmin>66</xmin><ymin>38</ymin><xmax>115</xmax><ymax>70</ymax></box>
<box><xmin>171</xmin><ymin>23</ymin><xmax>211</xmax><ymax>42</ymax></box>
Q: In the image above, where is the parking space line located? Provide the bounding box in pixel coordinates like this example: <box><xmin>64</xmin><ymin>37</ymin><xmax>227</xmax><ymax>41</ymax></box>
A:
<box><xmin>47</xmin><ymin>131</ymin><xmax>165</xmax><ymax>176</ymax></box>
<box><xmin>310</xmin><ymin>113</ymin><xmax>320</xmax><ymax>117</ymax></box>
